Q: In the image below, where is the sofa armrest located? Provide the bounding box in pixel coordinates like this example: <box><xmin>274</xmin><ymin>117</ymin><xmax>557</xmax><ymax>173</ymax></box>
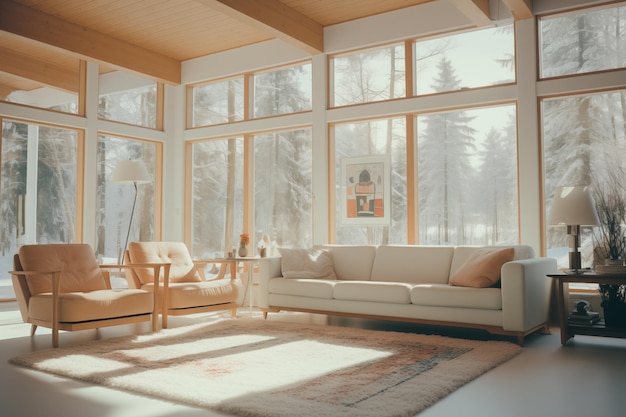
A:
<box><xmin>256</xmin><ymin>257</ymin><xmax>282</xmax><ymax>308</ymax></box>
<box><xmin>500</xmin><ymin>257</ymin><xmax>557</xmax><ymax>332</ymax></box>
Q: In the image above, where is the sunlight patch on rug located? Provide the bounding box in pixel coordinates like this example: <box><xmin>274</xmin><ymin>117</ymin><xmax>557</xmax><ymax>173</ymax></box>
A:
<box><xmin>9</xmin><ymin>319</ymin><xmax>521</xmax><ymax>417</ymax></box>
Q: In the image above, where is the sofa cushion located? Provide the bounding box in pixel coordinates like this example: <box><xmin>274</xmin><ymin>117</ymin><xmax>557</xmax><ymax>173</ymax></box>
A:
<box><xmin>410</xmin><ymin>284</ymin><xmax>502</xmax><ymax>309</ymax></box>
<box><xmin>449</xmin><ymin>247</ymin><xmax>515</xmax><ymax>288</ymax></box>
<box><xmin>269</xmin><ymin>277</ymin><xmax>335</xmax><ymax>299</ymax></box>
<box><xmin>333</xmin><ymin>281</ymin><xmax>412</xmax><ymax>304</ymax></box>
<box><xmin>370</xmin><ymin>245</ymin><xmax>455</xmax><ymax>284</ymax></box>
<box><xmin>279</xmin><ymin>248</ymin><xmax>337</xmax><ymax>280</ymax></box>
<box><xmin>318</xmin><ymin>245</ymin><xmax>377</xmax><ymax>281</ymax></box>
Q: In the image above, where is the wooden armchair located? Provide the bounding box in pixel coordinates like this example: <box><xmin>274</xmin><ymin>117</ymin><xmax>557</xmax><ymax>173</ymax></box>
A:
<box><xmin>10</xmin><ymin>243</ymin><xmax>162</xmax><ymax>348</ymax></box>
<box><xmin>124</xmin><ymin>241</ymin><xmax>239</xmax><ymax>328</ymax></box>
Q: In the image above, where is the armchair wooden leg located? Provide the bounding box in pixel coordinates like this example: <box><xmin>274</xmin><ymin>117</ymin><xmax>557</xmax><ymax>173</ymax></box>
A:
<box><xmin>162</xmin><ymin>312</ymin><xmax>168</xmax><ymax>329</ymax></box>
<box><xmin>30</xmin><ymin>324</ymin><xmax>37</xmax><ymax>336</ymax></box>
<box><xmin>231</xmin><ymin>307</ymin><xmax>237</xmax><ymax>318</ymax></box>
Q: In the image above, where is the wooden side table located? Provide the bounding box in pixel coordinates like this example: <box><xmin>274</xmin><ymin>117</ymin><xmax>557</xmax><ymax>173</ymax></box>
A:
<box><xmin>548</xmin><ymin>272</ymin><xmax>626</xmax><ymax>345</ymax></box>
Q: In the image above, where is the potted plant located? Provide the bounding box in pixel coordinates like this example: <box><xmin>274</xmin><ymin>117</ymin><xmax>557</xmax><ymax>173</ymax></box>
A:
<box><xmin>598</xmin><ymin>284</ymin><xmax>626</xmax><ymax>327</ymax></box>
<box><xmin>592</xmin><ymin>176</ymin><xmax>626</xmax><ymax>327</ymax></box>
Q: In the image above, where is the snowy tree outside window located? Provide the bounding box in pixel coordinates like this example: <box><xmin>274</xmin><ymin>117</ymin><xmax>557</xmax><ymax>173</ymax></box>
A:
<box><xmin>192</xmin><ymin>77</ymin><xmax>244</xmax><ymax>127</ymax></box>
<box><xmin>254</xmin><ymin>129</ymin><xmax>312</xmax><ymax>253</ymax></box>
<box><xmin>95</xmin><ymin>135</ymin><xmax>156</xmax><ymax>263</ymax></box>
<box><xmin>418</xmin><ymin>104</ymin><xmax>518</xmax><ymax>245</ymax></box>
<box><xmin>539</xmin><ymin>4</ymin><xmax>626</xmax><ymax>78</ymax></box>
<box><xmin>190</xmin><ymin>138</ymin><xmax>244</xmax><ymax>259</ymax></box>
<box><xmin>0</xmin><ymin>120</ymin><xmax>79</xmax><ymax>293</ymax></box>
<box><xmin>253</xmin><ymin>63</ymin><xmax>311</xmax><ymax>118</ymax></box>
<box><xmin>414</xmin><ymin>25</ymin><xmax>514</xmax><ymax>95</ymax></box>
<box><xmin>98</xmin><ymin>70</ymin><xmax>157</xmax><ymax>128</ymax></box>
<box><xmin>541</xmin><ymin>3</ymin><xmax>626</xmax><ymax>271</ymax></box>
<box><xmin>332</xmin><ymin>43</ymin><xmax>406</xmax><ymax>107</ymax></box>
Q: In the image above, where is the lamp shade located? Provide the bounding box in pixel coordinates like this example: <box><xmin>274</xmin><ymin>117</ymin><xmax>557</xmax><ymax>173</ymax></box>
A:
<box><xmin>112</xmin><ymin>159</ymin><xmax>151</xmax><ymax>184</ymax></box>
<box><xmin>548</xmin><ymin>185</ymin><xmax>600</xmax><ymax>226</ymax></box>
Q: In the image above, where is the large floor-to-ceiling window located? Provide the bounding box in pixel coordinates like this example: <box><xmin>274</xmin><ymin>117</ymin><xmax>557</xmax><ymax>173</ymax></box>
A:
<box><xmin>0</xmin><ymin>119</ymin><xmax>81</xmax><ymax>291</ymax></box>
<box><xmin>188</xmin><ymin>61</ymin><xmax>313</xmax><ymax>256</ymax></box>
<box><xmin>2</xmin><ymin>1</ymin><xmax>625</xmax><ymax>300</ymax></box>
<box><xmin>540</xmin><ymin>3</ymin><xmax>626</xmax><ymax>270</ymax></box>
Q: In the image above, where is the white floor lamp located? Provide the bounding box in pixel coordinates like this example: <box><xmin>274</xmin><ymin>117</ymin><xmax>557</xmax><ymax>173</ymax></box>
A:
<box><xmin>112</xmin><ymin>159</ymin><xmax>151</xmax><ymax>265</ymax></box>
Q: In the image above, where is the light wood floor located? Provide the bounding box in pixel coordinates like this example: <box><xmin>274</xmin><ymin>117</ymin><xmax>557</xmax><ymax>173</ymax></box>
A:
<box><xmin>1</xmin><ymin>300</ymin><xmax>625</xmax><ymax>417</ymax></box>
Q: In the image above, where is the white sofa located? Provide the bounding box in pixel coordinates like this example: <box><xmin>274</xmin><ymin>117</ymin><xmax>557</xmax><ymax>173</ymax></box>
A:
<box><xmin>256</xmin><ymin>245</ymin><xmax>557</xmax><ymax>345</ymax></box>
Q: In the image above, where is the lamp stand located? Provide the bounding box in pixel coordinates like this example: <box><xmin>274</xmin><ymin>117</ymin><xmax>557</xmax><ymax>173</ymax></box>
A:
<box><xmin>119</xmin><ymin>181</ymin><xmax>138</xmax><ymax>265</ymax></box>
<box><xmin>567</xmin><ymin>224</ymin><xmax>582</xmax><ymax>272</ymax></box>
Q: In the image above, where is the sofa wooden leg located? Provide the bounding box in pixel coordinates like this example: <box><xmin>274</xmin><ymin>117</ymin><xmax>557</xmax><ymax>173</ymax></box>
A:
<box><xmin>30</xmin><ymin>324</ymin><xmax>37</xmax><ymax>336</ymax></box>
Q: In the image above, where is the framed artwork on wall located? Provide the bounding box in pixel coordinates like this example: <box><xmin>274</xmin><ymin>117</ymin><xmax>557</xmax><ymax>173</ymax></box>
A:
<box><xmin>340</xmin><ymin>154</ymin><xmax>391</xmax><ymax>226</ymax></box>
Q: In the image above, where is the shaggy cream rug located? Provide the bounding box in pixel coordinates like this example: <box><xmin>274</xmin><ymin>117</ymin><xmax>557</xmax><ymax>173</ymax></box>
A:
<box><xmin>10</xmin><ymin>319</ymin><xmax>521</xmax><ymax>417</ymax></box>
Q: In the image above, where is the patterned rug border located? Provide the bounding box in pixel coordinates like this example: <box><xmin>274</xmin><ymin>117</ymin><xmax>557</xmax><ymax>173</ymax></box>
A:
<box><xmin>9</xmin><ymin>319</ymin><xmax>522</xmax><ymax>417</ymax></box>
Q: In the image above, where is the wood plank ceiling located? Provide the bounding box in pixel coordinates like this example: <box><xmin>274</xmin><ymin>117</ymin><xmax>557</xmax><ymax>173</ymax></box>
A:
<box><xmin>0</xmin><ymin>0</ymin><xmax>532</xmax><ymax>98</ymax></box>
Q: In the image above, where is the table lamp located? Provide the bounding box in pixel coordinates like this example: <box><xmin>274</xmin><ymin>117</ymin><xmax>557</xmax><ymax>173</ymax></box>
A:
<box><xmin>548</xmin><ymin>185</ymin><xmax>600</xmax><ymax>272</ymax></box>
<box><xmin>112</xmin><ymin>159</ymin><xmax>151</xmax><ymax>264</ymax></box>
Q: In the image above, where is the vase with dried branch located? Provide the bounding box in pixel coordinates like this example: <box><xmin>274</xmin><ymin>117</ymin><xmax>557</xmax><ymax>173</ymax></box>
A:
<box><xmin>592</xmin><ymin>171</ymin><xmax>626</xmax><ymax>327</ymax></box>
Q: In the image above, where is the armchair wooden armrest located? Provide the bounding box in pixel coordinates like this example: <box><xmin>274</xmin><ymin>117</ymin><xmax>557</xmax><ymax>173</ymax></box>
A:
<box><xmin>101</xmin><ymin>262</ymin><xmax>170</xmax><ymax>331</ymax></box>
<box><xmin>192</xmin><ymin>259</ymin><xmax>237</xmax><ymax>281</ymax></box>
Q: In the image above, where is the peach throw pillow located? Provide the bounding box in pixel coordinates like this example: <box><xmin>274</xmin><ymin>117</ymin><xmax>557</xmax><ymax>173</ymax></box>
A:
<box><xmin>450</xmin><ymin>247</ymin><xmax>515</xmax><ymax>288</ymax></box>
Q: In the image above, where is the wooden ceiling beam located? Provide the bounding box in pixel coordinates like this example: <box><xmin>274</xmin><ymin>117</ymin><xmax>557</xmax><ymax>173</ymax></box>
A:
<box><xmin>0</xmin><ymin>0</ymin><xmax>181</xmax><ymax>85</ymax></box>
<box><xmin>0</xmin><ymin>46</ymin><xmax>79</xmax><ymax>92</ymax></box>
<box><xmin>202</xmin><ymin>0</ymin><xmax>324</xmax><ymax>54</ymax></box>
<box><xmin>501</xmin><ymin>0</ymin><xmax>533</xmax><ymax>20</ymax></box>
<box><xmin>449</xmin><ymin>0</ymin><xmax>492</xmax><ymax>26</ymax></box>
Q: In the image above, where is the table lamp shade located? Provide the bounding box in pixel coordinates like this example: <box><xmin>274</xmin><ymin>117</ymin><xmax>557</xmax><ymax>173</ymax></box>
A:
<box><xmin>548</xmin><ymin>185</ymin><xmax>600</xmax><ymax>226</ymax></box>
<box><xmin>112</xmin><ymin>160</ymin><xmax>151</xmax><ymax>184</ymax></box>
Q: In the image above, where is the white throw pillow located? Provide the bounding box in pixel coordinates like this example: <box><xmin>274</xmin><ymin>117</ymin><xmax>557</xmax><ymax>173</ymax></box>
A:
<box><xmin>279</xmin><ymin>248</ymin><xmax>337</xmax><ymax>280</ymax></box>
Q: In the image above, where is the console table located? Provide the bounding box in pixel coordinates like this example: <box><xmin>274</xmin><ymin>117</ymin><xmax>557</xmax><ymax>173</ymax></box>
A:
<box><xmin>548</xmin><ymin>272</ymin><xmax>626</xmax><ymax>345</ymax></box>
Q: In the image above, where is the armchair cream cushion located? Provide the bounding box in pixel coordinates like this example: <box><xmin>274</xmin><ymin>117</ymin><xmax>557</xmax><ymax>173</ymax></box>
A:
<box><xmin>11</xmin><ymin>243</ymin><xmax>156</xmax><ymax>348</ymax></box>
<box><xmin>126</xmin><ymin>241</ymin><xmax>239</xmax><ymax>328</ymax></box>
<box><xmin>18</xmin><ymin>244</ymin><xmax>107</xmax><ymax>294</ymax></box>
<box><xmin>127</xmin><ymin>241</ymin><xmax>203</xmax><ymax>285</ymax></box>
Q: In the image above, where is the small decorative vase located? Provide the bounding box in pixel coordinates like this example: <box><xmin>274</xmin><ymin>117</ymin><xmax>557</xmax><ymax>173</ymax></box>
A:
<box><xmin>238</xmin><ymin>242</ymin><xmax>248</xmax><ymax>257</ymax></box>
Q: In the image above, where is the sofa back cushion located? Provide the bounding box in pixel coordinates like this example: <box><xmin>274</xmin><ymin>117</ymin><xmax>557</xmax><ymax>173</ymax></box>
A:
<box><xmin>317</xmin><ymin>245</ymin><xmax>377</xmax><ymax>281</ymax></box>
<box><xmin>127</xmin><ymin>241</ymin><xmax>202</xmax><ymax>285</ymax></box>
<box><xmin>279</xmin><ymin>248</ymin><xmax>337</xmax><ymax>280</ymax></box>
<box><xmin>18</xmin><ymin>244</ymin><xmax>107</xmax><ymax>295</ymax></box>
<box><xmin>370</xmin><ymin>245</ymin><xmax>455</xmax><ymax>284</ymax></box>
